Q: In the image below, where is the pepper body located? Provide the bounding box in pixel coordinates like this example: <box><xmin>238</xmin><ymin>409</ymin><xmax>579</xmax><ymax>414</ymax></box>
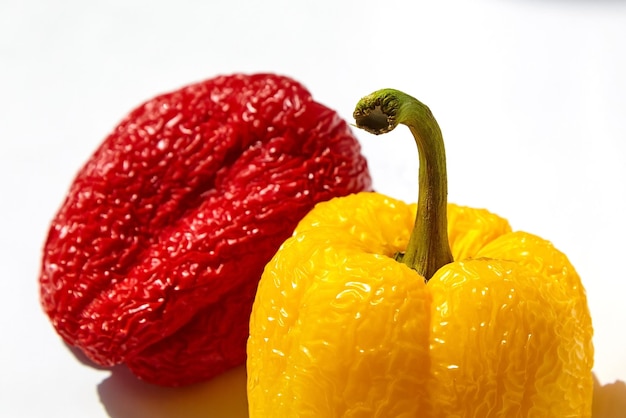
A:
<box><xmin>39</xmin><ymin>73</ymin><xmax>372</xmax><ymax>386</ymax></box>
<box><xmin>247</xmin><ymin>192</ymin><xmax>594</xmax><ymax>417</ymax></box>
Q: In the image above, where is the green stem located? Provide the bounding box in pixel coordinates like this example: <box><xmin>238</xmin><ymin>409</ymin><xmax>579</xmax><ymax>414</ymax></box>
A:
<box><xmin>353</xmin><ymin>89</ymin><xmax>453</xmax><ymax>281</ymax></box>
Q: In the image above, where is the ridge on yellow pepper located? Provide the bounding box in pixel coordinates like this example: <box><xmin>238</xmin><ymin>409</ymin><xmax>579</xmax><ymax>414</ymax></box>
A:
<box><xmin>246</xmin><ymin>89</ymin><xmax>594</xmax><ymax>417</ymax></box>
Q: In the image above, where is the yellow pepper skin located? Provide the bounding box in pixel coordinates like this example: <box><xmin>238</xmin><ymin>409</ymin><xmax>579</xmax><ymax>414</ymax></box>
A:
<box><xmin>247</xmin><ymin>192</ymin><xmax>594</xmax><ymax>417</ymax></box>
<box><xmin>247</xmin><ymin>88</ymin><xmax>594</xmax><ymax>417</ymax></box>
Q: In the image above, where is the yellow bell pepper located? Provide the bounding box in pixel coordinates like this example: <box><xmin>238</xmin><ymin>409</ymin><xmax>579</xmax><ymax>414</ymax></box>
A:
<box><xmin>247</xmin><ymin>89</ymin><xmax>594</xmax><ymax>417</ymax></box>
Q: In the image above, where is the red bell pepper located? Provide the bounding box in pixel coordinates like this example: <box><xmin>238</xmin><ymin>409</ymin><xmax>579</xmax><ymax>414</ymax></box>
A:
<box><xmin>39</xmin><ymin>73</ymin><xmax>372</xmax><ymax>386</ymax></box>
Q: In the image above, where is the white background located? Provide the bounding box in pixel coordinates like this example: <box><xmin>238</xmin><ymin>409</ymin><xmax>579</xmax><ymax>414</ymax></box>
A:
<box><xmin>2</xmin><ymin>0</ymin><xmax>625</xmax><ymax>417</ymax></box>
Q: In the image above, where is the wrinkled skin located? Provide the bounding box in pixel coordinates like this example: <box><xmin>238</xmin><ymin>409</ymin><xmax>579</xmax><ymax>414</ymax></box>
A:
<box><xmin>248</xmin><ymin>192</ymin><xmax>594</xmax><ymax>417</ymax></box>
<box><xmin>40</xmin><ymin>73</ymin><xmax>372</xmax><ymax>386</ymax></box>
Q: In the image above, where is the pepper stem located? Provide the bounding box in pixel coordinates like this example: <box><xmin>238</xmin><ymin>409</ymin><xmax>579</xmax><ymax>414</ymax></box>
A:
<box><xmin>353</xmin><ymin>89</ymin><xmax>453</xmax><ymax>281</ymax></box>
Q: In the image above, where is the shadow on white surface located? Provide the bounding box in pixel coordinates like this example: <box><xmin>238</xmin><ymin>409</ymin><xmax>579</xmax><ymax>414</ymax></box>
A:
<box><xmin>98</xmin><ymin>365</ymin><xmax>248</xmax><ymax>418</ymax></box>
<box><xmin>593</xmin><ymin>375</ymin><xmax>626</xmax><ymax>418</ymax></box>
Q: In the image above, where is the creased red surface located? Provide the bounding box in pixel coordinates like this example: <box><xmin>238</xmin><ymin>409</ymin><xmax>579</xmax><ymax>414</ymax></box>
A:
<box><xmin>40</xmin><ymin>73</ymin><xmax>372</xmax><ymax>386</ymax></box>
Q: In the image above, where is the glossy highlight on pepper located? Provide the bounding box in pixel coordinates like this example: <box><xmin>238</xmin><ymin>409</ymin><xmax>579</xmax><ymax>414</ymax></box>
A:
<box><xmin>247</xmin><ymin>89</ymin><xmax>594</xmax><ymax>416</ymax></box>
<box><xmin>39</xmin><ymin>73</ymin><xmax>372</xmax><ymax>386</ymax></box>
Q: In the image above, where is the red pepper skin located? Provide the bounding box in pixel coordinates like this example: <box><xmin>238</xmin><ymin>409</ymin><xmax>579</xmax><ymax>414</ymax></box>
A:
<box><xmin>39</xmin><ymin>73</ymin><xmax>372</xmax><ymax>386</ymax></box>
